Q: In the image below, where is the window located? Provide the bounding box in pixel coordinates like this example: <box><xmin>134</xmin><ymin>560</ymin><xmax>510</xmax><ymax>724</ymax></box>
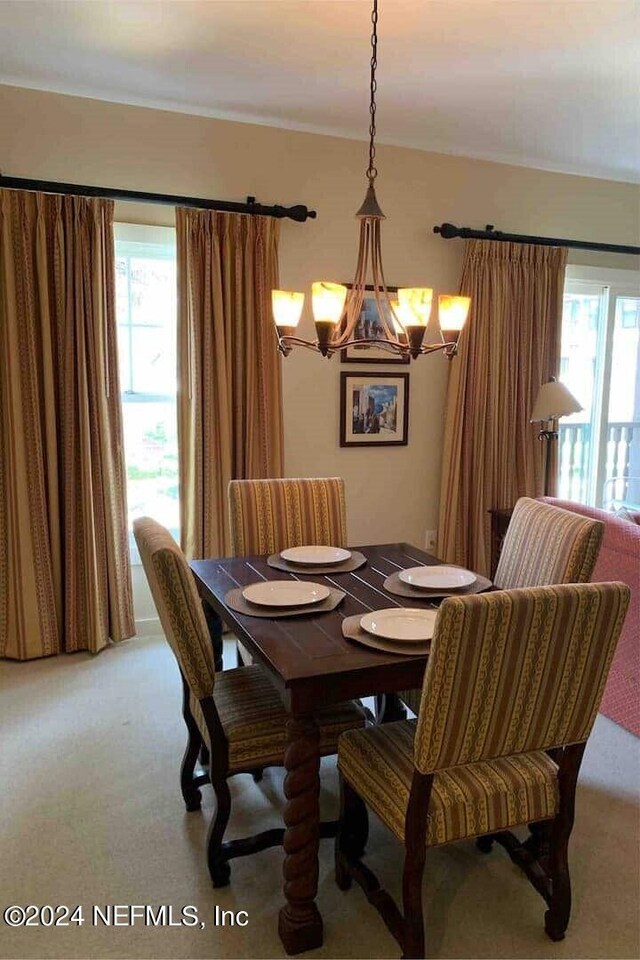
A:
<box><xmin>558</xmin><ymin>266</ymin><xmax>640</xmax><ymax>509</ymax></box>
<box><xmin>115</xmin><ymin>223</ymin><xmax>178</xmax><ymax>560</ymax></box>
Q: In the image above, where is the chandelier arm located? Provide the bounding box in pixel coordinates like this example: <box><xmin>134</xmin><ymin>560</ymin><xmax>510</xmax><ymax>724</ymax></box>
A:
<box><xmin>335</xmin><ymin>286</ymin><xmax>365</xmax><ymax>345</ymax></box>
<box><xmin>340</xmin><ymin>337</ymin><xmax>408</xmax><ymax>354</ymax></box>
<box><xmin>333</xmin><ymin>221</ymin><xmax>370</xmax><ymax>345</ymax></box>
<box><xmin>277</xmin><ymin>335</ymin><xmax>331</xmax><ymax>356</ymax></box>
<box><xmin>419</xmin><ymin>340</ymin><xmax>457</xmax><ymax>358</ymax></box>
<box><xmin>370</xmin><ymin>220</ymin><xmax>403</xmax><ymax>344</ymax></box>
<box><xmin>277</xmin><ymin>334</ymin><xmax>452</xmax><ymax>359</ymax></box>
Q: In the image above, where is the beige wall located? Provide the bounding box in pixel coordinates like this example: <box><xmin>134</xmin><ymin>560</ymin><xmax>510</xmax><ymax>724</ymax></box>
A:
<box><xmin>2</xmin><ymin>84</ymin><xmax>638</xmax><ymax>549</ymax></box>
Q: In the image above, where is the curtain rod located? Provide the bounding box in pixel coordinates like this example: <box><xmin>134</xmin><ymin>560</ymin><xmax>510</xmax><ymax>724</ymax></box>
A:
<box><xmin>433</xmin><ymin>222</ymin><xmax>640</xmax><ymax>257</ymax></box>
<box><xmin>0</xmin><ymin>174</ymin><xmax>317</xmax><ymax>223</ymax></box>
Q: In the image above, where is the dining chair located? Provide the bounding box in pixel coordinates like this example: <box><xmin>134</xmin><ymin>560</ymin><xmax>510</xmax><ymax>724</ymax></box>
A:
<box><xmin>229</xmin><ymin>476</ymin><xmax>347</xmax><ymax>555</ymax></box>
<box><xmin>133</xmin><ymin>516</ymin><xmax>365</xmax><ymax>887</ymax></box>
<box><xmin>335</xmin><ymin>581</ymin><xmax>630</xmax><ymax>959</ymax></box>
<box><xmin>228</xmin><ymin>477</ymin><xmax>348</xmax><ymax>666</ymax></box>
<box><xmin>399</xmin><ymin>496</ymin><xmax>605</xmax><ymax>716</ymax></box>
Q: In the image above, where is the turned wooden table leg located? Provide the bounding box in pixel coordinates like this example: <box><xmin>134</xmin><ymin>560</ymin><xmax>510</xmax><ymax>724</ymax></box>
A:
<box><xmin>278</xmin><ymin>714</ymin><xmax>323</xmax><ymax>955</ymax></box>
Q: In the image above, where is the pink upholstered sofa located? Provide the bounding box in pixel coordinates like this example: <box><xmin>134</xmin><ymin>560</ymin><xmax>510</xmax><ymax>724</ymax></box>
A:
<box><xmin>541</xmin><ymin>498</ymin><xmax>639</xmax><ymax>736</ymax></box>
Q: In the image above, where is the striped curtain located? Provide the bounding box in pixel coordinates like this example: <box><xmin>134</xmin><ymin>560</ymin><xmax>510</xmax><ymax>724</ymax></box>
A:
<box><xmin>0</xmin><ymin>189</ymin><xmax>135</xmax><ymax>659</ymax></box>
<box><xmin>437</xmin><ymin>240</ymin><xmax>567</xmax><ymax>577</ymax></box>
<box><xmin>176</xmin><ymin>209</ymin><xmax>284</xmax><ymax>559</ymax></box>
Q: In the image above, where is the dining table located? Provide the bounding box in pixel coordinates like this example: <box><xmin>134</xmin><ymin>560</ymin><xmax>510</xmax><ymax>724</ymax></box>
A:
<box><xmin>190</xmin><ymin>541</ymin><xmax>468</xmax><ymax>955</ymax></box>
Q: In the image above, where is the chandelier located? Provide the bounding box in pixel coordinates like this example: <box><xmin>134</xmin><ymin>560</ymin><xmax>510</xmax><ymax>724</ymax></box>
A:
<box><xmin>271</xmin><ymin>0</ymin><xmax>470</xmax><ymax>361</ymax></box>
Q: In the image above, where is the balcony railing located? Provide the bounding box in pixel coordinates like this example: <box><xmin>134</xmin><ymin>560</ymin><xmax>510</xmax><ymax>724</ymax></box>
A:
<box><xmin>558</xmin><ymin>421</ymin><xmax>640</xmax><ymax>507</ymax></box>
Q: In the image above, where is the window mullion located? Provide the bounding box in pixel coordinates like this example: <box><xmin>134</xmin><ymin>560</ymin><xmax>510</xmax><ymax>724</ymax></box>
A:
<box><xmin>592</xmin><ymin>287</ymin><xmax>616</xmax><ymax>506</ymax></box>
<box><xmin>127</xmin><ymin>258</ymin><xmax>134</xmax><ymax>393</ymax></box>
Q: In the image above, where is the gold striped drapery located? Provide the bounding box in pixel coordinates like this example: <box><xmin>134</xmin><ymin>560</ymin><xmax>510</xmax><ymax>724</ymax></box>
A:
<box><xmin>177</xmin><ymin>209</ymin><xmax>284</xmax><ymax>560</ymax></box>
<box><xmin>0</xmin><ymin>189</ymin><xmax>135</xmax><ymax>659</ymax></box>
<box><xmin>437</xmin><ymin>240</ymin><xmax>567</xmax><ymax>577</ymax></box>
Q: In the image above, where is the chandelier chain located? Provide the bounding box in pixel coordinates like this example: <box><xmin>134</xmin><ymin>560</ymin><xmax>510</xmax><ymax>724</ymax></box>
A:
<box><xmin>367</xmin><ymin>0</ymin><xmax>378</xmax><ymax>183</ymax></box>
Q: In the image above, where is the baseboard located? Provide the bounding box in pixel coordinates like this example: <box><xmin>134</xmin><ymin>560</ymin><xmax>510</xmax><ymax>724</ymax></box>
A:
<box><xmin>134</xmin><ymin>617</ymin><xmax>162</xmax><ymax>638</ymax></box>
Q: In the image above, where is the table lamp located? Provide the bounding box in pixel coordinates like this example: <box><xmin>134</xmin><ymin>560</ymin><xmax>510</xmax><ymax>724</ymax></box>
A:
<box><xmin>531</xmin><ymin>377</ymin><xmax>583</xmax><ymax>496</ymax></box>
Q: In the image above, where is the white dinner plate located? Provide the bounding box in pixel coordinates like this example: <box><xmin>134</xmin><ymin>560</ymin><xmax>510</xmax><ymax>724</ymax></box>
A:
<box><xmin>360</xmin><ymin>608</ymin><xmax>437</xmax><ymax>643</ymax></box>
<box><xmin>280</xmin><ymin>545</ymin><xmax>352</xmax><ymax>565</ymax></box>
<box><xmin>398</xmin><ymin>565</ymin><xmax>476</xmax><ymax>590</ymax></box>
<box><xmin>350</xmin><ymin>631</ymin><xmax>430</xmax><ymax>657</ymax></box>
<box><xmin>242</xmin><ymin>580</ymin><xmax>331</xmax><ymax>607</ymax></box>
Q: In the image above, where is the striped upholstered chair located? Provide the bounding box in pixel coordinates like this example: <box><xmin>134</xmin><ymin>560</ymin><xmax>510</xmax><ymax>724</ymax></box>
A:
<box><xmin>335</xmin><ymin>582</ymin><xmax>629</xmax><ymax>959</ymax></box>
<box><xmin>228</xmin><ymin>476</ymin><xmax>347</xmax><ymax>555</ymax></box>
<box><xmin>133</xmin><ymin>517</ymin><xmax>364</xmax><ymax>887</ymax></box>
<box><xmin>229</xmin><ymin>477</ymin><xmax>347</xmax><ymax>666</ymax></box>
<box><xmin>399</xmin><ymin>496</ymin><xmax>605</xmax><ymax>715</ymax></box>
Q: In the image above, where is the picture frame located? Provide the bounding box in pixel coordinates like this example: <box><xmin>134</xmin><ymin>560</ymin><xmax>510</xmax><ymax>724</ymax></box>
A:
<box><xmin>340</xmin><ymin>284</ymin><xmax>410</xmax><ymax>364</ymax></box>
<box><xmin>340</xmin><ymin>371</ymin><xmax>409</xmax><ymax>447</ymax></box>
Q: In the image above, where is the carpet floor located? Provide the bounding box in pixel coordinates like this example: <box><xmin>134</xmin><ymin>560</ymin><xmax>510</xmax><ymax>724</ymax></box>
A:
<box><xmin>1</xmin><ymin>635</ymin><xmax>638</xmax><ymax>960</ymax></box>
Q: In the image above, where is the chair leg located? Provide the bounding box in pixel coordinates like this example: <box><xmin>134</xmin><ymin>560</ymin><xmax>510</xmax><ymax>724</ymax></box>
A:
<box><xmin>342</xmin><ymin>776</ymin><xmax>369</xmax><ymax>857</ymax></box>
<box><xmin>180</xmin><ymin>685</ymin><xmax>204</xmax><ymax>812</ymax></box>
<box><xmin>544</xmin><ymin>742</ymin><xmax>584</xmax><ymax>942</ymax></box>
<box><xmin>199</xmin><ymin>743</ymin><xmax>210</xmax><ymax>767</ymax></box>
<box><xmin>476</xmin><ymin>835</ymin><xmax>494</xmax><ymax>854</ymax></box>
<box><xmin>401</xmin><ymin>845</ymin><xmax>427</xmax><ymax>960</ymax></box>
<box><xmin>335</xmin><ymin>775</ymin><xmax>369</xmax><ymax>890</ymax></box>
<box><xmin>544</xmin><ymin>815</ymin><xmax>572</xmax><ymax>941</ymax></box>
<box><xmin>207</xmin><ymin>778</ymin><xmax>232</xmax><ymax>887</ymax></box>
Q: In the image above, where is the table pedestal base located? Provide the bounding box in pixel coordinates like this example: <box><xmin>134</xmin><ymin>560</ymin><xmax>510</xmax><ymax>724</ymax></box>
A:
<box><xmin>278</xmin><ymin>903</ymin><xmax>323</xmax><ymax>955</ymax></box>
<box><xmin>279</xmin><ymin>714</ymin><xmax>323</xmax><ymax>954</ymax></box>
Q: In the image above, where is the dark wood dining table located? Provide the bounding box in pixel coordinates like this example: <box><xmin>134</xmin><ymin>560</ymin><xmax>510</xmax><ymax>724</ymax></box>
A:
<box><xmin>190</xmin><ymin>542</ymin><xmax>445</xmax><ymax>955</ymax></box>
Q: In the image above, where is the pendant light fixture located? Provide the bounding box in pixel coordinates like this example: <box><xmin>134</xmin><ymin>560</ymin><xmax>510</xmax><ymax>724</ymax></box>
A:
<box><xmin>272</xmin><ymin>0</ymin><xmax>470</xmax><ymax>360</ymax></box>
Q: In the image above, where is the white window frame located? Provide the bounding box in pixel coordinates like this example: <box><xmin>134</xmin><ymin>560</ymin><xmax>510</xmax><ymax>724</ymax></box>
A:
<box><xmin>114</xmin><ymin>222</ymin><xmax>177</xmax><ymax>402</ymax></box>
<box><xmin>563</xmin><ymin>265</ymin><xmax>640</xmax><ymax>506</ymax></box>
<box><xmin>114</xmin><ymin>222</ymin><xmax>179</xmax><ymax>561</ymax></box>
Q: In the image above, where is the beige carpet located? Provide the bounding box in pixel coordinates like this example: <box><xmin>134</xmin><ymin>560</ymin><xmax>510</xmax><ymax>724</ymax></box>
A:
<box><xmin>1</xmin><ymin>634</ymin><xmax>638</xmax><ymax>960</ymax></box>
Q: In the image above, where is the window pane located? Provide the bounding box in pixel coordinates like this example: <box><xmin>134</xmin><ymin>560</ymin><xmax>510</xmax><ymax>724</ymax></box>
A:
<box><xmin>558</xmin><ymin>287</ymin><xmax>604</xmax><ymax>503</ymax></box>
<box><xmin>115</xmin><ymin>229</ymin><xmax>179</xmax><ymax>555</ymax></box>
<box><xmin>560</xmin><ymin>292</ymin><xmax>600</xmax><ymax>422</ymax></box>
<box><xmin>121</xmin><ymin>400</ymin><xmax>179</xmax><ymax>538</ymax></box>
<box><xmin>131</xmin><ymin>326</ymin><xmax>176</xmax><ymax>395</ymax></box>
<box><xmin>115</xmin><ymin>257</ymin><xmax>129</xmax><ymax>323</ymax></box>
<box><xmin>603</xmin><ymin>296</ymin><xmax>640</xmax><ymax>509</ymax></box>
<box><xmin>129</xmin><ymin>257</ymin><xmax>176</xmax><ymax>327</ymax></box>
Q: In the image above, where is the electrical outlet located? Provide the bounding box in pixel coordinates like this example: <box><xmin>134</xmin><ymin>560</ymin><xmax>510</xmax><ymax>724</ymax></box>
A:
<box><xmin>425</xmin><ymin>529</ymin><xmax>437</xmax><ymax>552</ymax></box>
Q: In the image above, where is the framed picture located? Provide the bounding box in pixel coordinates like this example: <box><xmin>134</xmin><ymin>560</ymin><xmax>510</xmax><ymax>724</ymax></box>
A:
<box><xmin>340</xmin><ymin>284</ymin><xmax>409</xmax><ymax>364</ymax></box>
<box><xmin>340</xmin><ymin>372</ymin><xmax>409</xmax><ymax>447</ymax></box>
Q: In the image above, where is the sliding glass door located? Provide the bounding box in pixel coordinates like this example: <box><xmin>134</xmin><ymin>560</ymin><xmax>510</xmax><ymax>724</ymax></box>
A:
<box><xmin>559</xmin><ymin>266</ymin><xmax>640</xmax><ymax>508</ymax></box>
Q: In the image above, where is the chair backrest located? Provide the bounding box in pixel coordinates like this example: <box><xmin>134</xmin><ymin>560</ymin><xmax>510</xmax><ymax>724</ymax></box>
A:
<box><xmin>414</xmin><ymin>582</ymin><xmax>629</xmax><ymax>775</ymax></box>
<box><xmin>133</xmin><ymin>517</ymin><xmax>214</xmax><ymax>700</ymax></box>
<box><xmin>228</xmin><ymin>477</ymin><xmax>347</xmax><ymax>556</ymax></box>
<box><xmin>494</xmin><ymin>497</ymin><xmax>604</xmax><ymax>589</ymax></box>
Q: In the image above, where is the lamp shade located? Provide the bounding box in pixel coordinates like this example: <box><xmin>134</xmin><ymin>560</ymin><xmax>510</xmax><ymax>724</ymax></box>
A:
<box><xmin>311</xmin><ymin>282</ymin><xmax>347</xmax><ymax>325</ymax></box>
<box><xmin>397</xmin><ymin>288</ymin><xmax>433</xmax><ymax>327</ymax></box>
<box><xmin>438</xmin><ymin>294</ymin><xmax>470</xmax><ymax>333</ymax></box>
<box><xmin>530</xmin><ymin>379</ymin><xmax>583</xmax><ymax>422</ymax></box>
<box><xmin>272</xmin><ymin>290</ymin><xmax>304</xmax><ymax>329</ymax></box>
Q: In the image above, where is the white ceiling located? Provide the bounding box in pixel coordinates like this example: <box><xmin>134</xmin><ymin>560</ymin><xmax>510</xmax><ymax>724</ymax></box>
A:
<box><xmin>1</xmin><ymin>0</ymin><xmax>639</xmax><ymax>182</ymax></box>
